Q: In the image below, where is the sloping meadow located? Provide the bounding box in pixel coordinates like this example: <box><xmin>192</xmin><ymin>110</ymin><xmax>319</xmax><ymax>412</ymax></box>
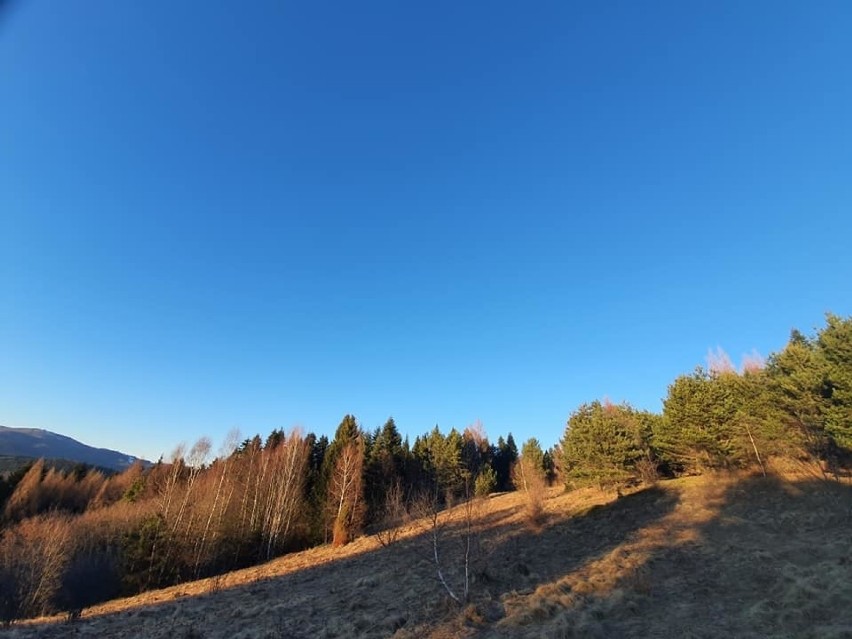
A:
<box><xmin>8</xmin><ymin>469</ymin><xmax>852</xmax><ymax>638</ymax></box>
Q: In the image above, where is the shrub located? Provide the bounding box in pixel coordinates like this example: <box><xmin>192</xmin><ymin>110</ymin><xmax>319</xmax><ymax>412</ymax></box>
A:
<box><xmin>56</xmin><ymin>549</ymin><xmax>122</xmax><ymax>619</ymax></box>
<box><xmin>512</xmin><ymin>439</ymin><xmax>547</xmax><ymax>526</ymax></box>
<box><xmin>0</xmin><ymin>564</ymin><xmax>22</xmax><ymax>626</ymax></box>
<box><xmin>474</xmin><ymin>465</ymin><xmax>497</xmax><ymax>498</ymax></box>
<box><xmin>374</xmin><ymin>481</ymin><xmax>407</xmax><ymax>547</ymax></box>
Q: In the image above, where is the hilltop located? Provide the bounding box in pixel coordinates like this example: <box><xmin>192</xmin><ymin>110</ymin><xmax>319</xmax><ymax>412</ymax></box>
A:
<box><xmin>0</xmin><ymin>426</ymin><xmax>147</xmax><ymax>473</ymax></box>
<box><xmin>9</xmin><ymin>469</ymin><xmax>852</xmax><ymax>638</ymax></box>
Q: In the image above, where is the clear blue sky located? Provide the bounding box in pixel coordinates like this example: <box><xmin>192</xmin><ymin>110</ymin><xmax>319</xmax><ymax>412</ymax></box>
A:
<box><xmin>2</xmin><ymin>1</ymin><xmax>851</xmax><ymax>462</ymax></box>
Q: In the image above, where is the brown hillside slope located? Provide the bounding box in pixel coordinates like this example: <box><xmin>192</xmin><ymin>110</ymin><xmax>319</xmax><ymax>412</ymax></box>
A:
<box><xmin>7</xmin><ymin>473</ymin><xmax>852</xmax><ymax>638</ymax></box>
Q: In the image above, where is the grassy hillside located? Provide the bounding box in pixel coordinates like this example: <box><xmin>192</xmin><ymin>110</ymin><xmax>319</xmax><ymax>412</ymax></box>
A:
<box><xmin>8</xmin><ymin>470</ymin><xmax>852</xmax><ymax>638</ymax></box>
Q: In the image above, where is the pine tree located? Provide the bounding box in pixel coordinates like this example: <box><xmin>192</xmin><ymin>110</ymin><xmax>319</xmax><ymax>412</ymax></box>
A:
<box><xmin>561</xmin><ymin>401</ymin><xmax>650</xmax><ymax>488</ymax></box>
<box><xmin>365</xmin><ymin>418</ymin><xmax>406</xmax><ymax>521</ymax></box>
<box><xmin>818</xmin><ymin>314</ymin><xmax>852</xmax><ymax>451</ymax></box>
<box><xmin>493</xmin><ymin>434</ymin><xmax>518</xmax><ymax>491</ymax></box>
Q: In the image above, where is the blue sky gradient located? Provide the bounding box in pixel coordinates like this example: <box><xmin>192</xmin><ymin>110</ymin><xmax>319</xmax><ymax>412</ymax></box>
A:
<box><xmin>2</xmin><ymin>1</ymin><xmax>851</xmax><ymax>461</ymax></box>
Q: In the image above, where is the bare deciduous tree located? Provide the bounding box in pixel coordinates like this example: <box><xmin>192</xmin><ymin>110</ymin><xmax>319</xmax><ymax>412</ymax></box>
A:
<box><xmin>4</xmin><ymin>459</ymin><xmax>45</xmax><ymax>521</ymax></box>
<box><xmin>374</xmin><ymin>480</ymin><xmax>407</xmax><ymax>547</ymax></box>
<box><xmin>512</xmin><ymin>453</ymin><xmax>547</xmax><ymax>527</ymax></box>
<box><xmin>261</xmin><ymin>430</ymin><xmax>309</xmax><ymax>559</ymax></box>
<box><xmin>0</xmin><ymin>514</ymin><xmax>73</xmax><ymax>621</ymax></box>
<box><xmin>707</xmin><ymin>346</ymin><xmax>735</xmax><ymax>376</ymax></box>
<box><xmin>194</xmin><ymin>429</ymin><xmax>241</xmax><ymax>574</ymax></box>
<box><xmin>412</xmin><ymin>483</ymin><xmax>482</xmax><ymax>605</ymax></box>
<box><xmin>329</xmin><ymin>440</ymin><xmax>364</xmax><ymax>547</ymax></box>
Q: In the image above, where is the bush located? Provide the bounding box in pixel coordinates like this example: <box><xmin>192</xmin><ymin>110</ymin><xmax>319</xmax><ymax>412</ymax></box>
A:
<box><xmin>56</xmin><ymin>550</ymin><xmax>122</xmax><ymax>619</ymax></box>
<box><xmin>0</xmin><ymin>565</ymin><xmax>22</xmax><ymax>626</ymax></box>
<box><xmin>121</xmin><ymin>514</ymin><xmax>175</xmax><ymax>593</ymax></box>
<box><xmin>0</xmin><ymin>514</ymin><xmax>73</xmax><ymax>621</ymax></box>
<box><xmin>474</xmin><ymin>465</ymin><xmax>497</xmax><ymax>498</ymax></box>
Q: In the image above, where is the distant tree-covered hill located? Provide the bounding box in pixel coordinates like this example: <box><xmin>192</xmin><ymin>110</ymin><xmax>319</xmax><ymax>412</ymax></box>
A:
<box><xmin>0</xmin><ymin>426</ymin><xmax>147</xmax><ymax>472</ymax></box>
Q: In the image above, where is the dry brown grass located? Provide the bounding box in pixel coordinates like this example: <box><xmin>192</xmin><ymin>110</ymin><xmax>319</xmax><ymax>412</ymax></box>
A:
<box><xmin>6</xmin><ymin>471</ymin><xmax>852</xmax><ymax>638</ymax></box>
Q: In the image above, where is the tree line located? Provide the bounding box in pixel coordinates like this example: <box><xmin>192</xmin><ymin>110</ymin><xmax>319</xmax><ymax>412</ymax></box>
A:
<box><xmin>559</xmin><ymin>313</ymin><xmax>852</xmax><ymax>487</ymax></box>
<box><xmin>0</xmin><ymin>415</ymin><xmax>534</xmax><ymax>622</ymax></box>
<box><xmin>0</xmin><ymin>312</ymin><xmax>848</xmax><ymax>622</ymax></box>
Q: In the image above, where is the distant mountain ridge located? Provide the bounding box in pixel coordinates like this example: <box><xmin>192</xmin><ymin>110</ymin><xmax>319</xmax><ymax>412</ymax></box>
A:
<box><xmin>0</xmin><ymin>426</ymin><xmax>147</xmax><ymax>471</ymax></box>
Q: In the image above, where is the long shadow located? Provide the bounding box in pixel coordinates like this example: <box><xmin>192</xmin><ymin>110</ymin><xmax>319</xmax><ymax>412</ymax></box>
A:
<box><xmin>8</xmin><ymin>485</ymin><xmax>681</xmax><ymax>639</ymax></box>
<box><xmin>474</xmin><ymin>486</ymin><xmax>681</xmax><ymax>596</ymax></box>
<box><xmin>513</xmin><ymin>475</ymin><xmax>852</xmax><ymax>639</ymax></box>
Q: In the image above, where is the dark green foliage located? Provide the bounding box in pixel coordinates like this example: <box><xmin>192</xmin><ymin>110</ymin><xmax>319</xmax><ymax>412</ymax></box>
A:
<box><xmin>121</xmin><ymin>514</ymin><xmax>175</xmax><ymax>593</ymax></box>
<box><xmin>410</xmin><ymin>426</ymin><xmax>465</xmax><ymax>500</ymax></box>
<box><xmin>817</xmin><ymin>314</ymin><xmax>852</xmax><ymax>451</ymax></box>
<box><xmin>460</xmin><ymin>423</ymin><xmax>492</xmax><ymax>483</ymax></box>
<box><xmin>122</xmin><ymin>476</ymin><xmax>146</xmax><ymax>503</ymax></box>
<box><xmin>304</xmin><ymin>433</ymin><xmax>328</xmax><ymax>535</ymax></box>
<box><xmin>492</xmin><ymin>434</ymin><xmax>518</xmax><ymax>492</ymax></box>
<box><xmin>474</xmin><ymin>464</ymin><xmax>497</xmax><ymax>497</ymax></box>
<box><xmin>657</xmin><ymin>370</ymin><xmax>745</xmax><ymax>472</ymax></box>
<box><xmin>764</xmin><ymin>314</ymin><xmax>852</xmax><ymax>468</ymax></box>
<box><xmin>236</xmin><ymin>435</ymin><xmax>263</xmax><ymax>456</ymax></box>
<box><xmin>264</xmin><ymin>429</ymin><xmax>285</xmax><ymax>451</ymax></box>
<box><xmin>655</xmin><ymin>314</ymin><xmax>852</xmax><ymax>476</ymax></box>
<box><xmin>561</xmin><ymin>401</ymin><xmax>651</xmax><ymax>488</ymax></box>
<box><xmin>520</xmin><ymin>438</ymin><xmax>545</xmax><ymax>472</ymax></box>
<box><xmin>658</xmin><ymin>368</ymin><xmax>792</xmax><ymax>474</ymax></box>
<box><xmin>0</xmin><ymin>457</ymin><xmax>36</xmax><ymax>475</ymax></box>
<box><xmin>766</xmin><ymin>333</ymin><xmax>829</xmax><ymax>446</ymax></box>
<box><xmin>542</xmin><ymin>449</ymin><xmax>557</xmax><ymax>485</ymax></box>
<box><xmin>365</xmin><ymin>418</ymin><xmax>407</xmax><ymax>522</ymax></box>
<box><xmin>304</xmin><ymin>433</ymin><xmax>328</xmax><ymax>498</ymax></box>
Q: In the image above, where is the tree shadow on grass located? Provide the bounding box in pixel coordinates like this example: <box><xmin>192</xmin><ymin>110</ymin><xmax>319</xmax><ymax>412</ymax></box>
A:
<box><xmin>477</xmin><ymin>486</ymin><xmax>681</xmax><ymax>596</ymax></box>
<box><xmin>500</xmin><ymin>474</ymin><xmax>852</xmax><ymax>639</ymax></box>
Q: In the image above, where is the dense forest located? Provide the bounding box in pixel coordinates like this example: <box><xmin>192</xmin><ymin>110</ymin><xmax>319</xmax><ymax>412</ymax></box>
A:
<box><xmin>0</xmin><ymin>313</ymin><xmax>849</xmax><ymax>623</ymax></box>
